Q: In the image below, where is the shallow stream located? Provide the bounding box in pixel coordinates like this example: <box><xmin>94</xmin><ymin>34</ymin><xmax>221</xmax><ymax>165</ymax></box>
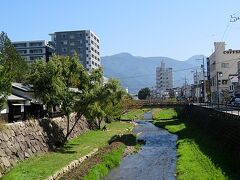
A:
<box><xmin>103</xmin><ymin>113</ymin><xmax>178</xmax><ymax>180</ymax></box>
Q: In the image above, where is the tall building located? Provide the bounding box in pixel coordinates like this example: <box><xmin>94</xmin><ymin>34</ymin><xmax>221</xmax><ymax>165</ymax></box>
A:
<box><xmin>208</xmin><ymin>42</ymin><xmax>240</xmax><ymax>103</ymax></box>
<box><xmin>50</xmin><ymin>30</ymin><xmax>100</xmax><ymax>71</ymax></box>
<box><xmin>193</xmin><ymin>71</ymin><xmax>204</xmax><ymax>85</ymax></box>
<box><xmin>13</xmin><ymin>40</ymin><xmax>54</xmax><ymax>62</ymax></box>
<box><xmin>156</xmin><ymin>62</ymin><xmax>173</xmax><ymax>91</ymax></box>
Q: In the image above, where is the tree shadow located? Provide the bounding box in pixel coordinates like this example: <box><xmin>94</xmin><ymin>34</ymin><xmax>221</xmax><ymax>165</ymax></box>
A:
<box><xmin>38</xmin><ymin>118</ymin><xmax>66</xmax><ymax>150</ymax></box>
<box><xmin>108</xmin><ymin>134</ymin><xmax>145</xmax><ymax>146</ymax></box>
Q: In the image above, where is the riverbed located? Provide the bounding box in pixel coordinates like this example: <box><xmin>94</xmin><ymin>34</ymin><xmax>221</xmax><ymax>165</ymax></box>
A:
<box><xmin>103</xmin><ymin>118</ymin><xmax>178</xmax><ymax>180</ymax></box>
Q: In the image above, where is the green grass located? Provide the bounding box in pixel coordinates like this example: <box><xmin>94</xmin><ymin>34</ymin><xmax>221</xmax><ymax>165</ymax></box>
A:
<box><xmin>152</xmin><ymin>108</ymin><xmax>177</xmax><ymax>120</ymax></box>
<box><xmin>83</xmin><ymin>144</ymin><xmax>125</xmax><ymax>180</ymax></box>
<box><xmin>2</xmin><ymin>121</ymin><xmax>133</xmax><ymax>180</ymax></box>
<box><xmin>121</xmin><ymin>108</ymin><xmax>150</xmax><ymax>120</ymax></box>
<box><xmin>153</xmin><ymin>108</ymin><xmax>228</xmax><ymax>179</ymax></box>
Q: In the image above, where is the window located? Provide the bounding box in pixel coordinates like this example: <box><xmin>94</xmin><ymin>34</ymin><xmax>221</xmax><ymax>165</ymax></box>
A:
<box><xmin>79</xmin><ymin>40</ymin><xmax>83</xmax><ymax>44</ymax></box>
<box><xmin>30</xmin><ymin>56</ymin><xmax>43</xmax><ymax>60</ymax></box>
<box><xmin>14</xmin><ymin>43</ymin><xmax>27</xmax><ymax>47</ymax></box>
<box><xmin>222</xmin><ymin>80</ymin><xmax>228</xmax><ymax>85</ymax></box>
<box><xmin>221</xmin><ymin>63</ymin><xmax>229</xmax><ymax>68</ymax></box>
<box><xmin>92</xmin><ymin>54</ymin><xmax>94</xmax><ymax>58</ymax></box>
<box><xmin>61</xmin><ymin>33</ymin><xmax>66</xmax><ymax>38</ymax></box>
<box><xmin>61</xmin><ymin>40</ymin><xmax>68</xmax><ymax>45</ymax></box>
<box><xmin>30</xmin><ymin>49</ymin><xmax>43</xmax><ymax>54</ymax></box>
<box><xmin>70</xmin><ymin>35</ymin><xmax>75</xmax><ymax>39</ymax></box>
<box><xmin>17</xmin><ymin>50</ymin><xmax>27</xmax><ymax>54</ymax></box>
<box><xmin>70</xmin><ymin>49</ymin><xmax>75</xmax><ymax>54</ymax></box>
<box><xmin>92</xmin><ymin>61</ymin><xmax>94</xmax><ymax>65</ymax></box>
<box><xmin>70</xmin><ymin>42</ymin><xmax>75</xmax><ymax>46</ymax></box>
<box><xmin>29</xmin><ymin>42</ymin><xmax>42</xmax><ymax>47</ymax></box>
<box><xmin>62</xmin><ymin>48</ymin><xmax>67</xmax><ymax>52</ymax></box>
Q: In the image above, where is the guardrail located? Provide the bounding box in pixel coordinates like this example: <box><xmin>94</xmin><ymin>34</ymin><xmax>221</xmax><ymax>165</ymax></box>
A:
<box><xmin>193</xmin><ymin>102</ymin><xmax>240</xmax><ymax>116</ymax></box>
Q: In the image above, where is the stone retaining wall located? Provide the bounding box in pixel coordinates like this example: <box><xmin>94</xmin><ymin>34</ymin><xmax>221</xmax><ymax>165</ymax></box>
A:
<box><xmin>0</xmin><ymin>114</ymin><xmax>91</xmax><ymax>177</ymax></box>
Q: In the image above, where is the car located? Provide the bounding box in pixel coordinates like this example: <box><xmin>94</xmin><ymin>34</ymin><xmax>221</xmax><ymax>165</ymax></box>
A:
<box><xmin>228</xmin><ymin>97</ymin><xmax>240</xmax><ymax>106</ymax></box>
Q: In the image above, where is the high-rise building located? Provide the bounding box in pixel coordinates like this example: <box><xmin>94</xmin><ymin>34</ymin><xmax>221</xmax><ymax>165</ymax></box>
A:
<box><xmin>50</xmin><ymin>30</ymin><xmax>100</xmax><ymax>71</ymax></box>
<box><xmin>13</xmin><ymin>40</ymin><xmax>54</xmax><ymax>62</ymax></box>
<box><xmin>156</xmin><ymin>62</ymin><xmax>173</xmax><ymax>91</ymax></box>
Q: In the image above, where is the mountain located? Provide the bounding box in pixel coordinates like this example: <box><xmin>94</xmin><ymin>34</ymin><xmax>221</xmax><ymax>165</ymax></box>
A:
<box><xmin>101</xmin><ymin>53</ymin><xmax>204</xmax><ymax>93</ymax></box>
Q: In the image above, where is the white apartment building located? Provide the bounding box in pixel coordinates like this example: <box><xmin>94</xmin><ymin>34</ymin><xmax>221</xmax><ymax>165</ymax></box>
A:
<box><xmin>208</xmin><ymin>42</ymin><xmax>240</xmax><ymax>103</ymax></box>
<box><xmin>13</xmin><ymin>40</ymin><xmax>54</xmax><ymax>62</ymax></box>
<box><xmin>156</xmin><ymin>62</ymin><xmax>173</xmax><ymax>94</ymax></box>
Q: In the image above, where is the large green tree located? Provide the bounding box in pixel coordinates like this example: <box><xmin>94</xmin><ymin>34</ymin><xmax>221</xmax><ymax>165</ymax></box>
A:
<box><xmin>138</xmin><ymin>87</ymin><xmax>151</xmax><ymax>99</ymax></box>
<box><xmin>0</xmin><ymin>32</ymin><xmax>27</xmax><ymax>110</ymax></box>
<box><xmin>86</xmin><ymin>79</ymin><xmax>126</xmax><ymax>129</ymax></box>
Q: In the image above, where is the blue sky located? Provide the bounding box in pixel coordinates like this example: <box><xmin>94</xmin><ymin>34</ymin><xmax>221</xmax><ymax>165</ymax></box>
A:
<box><xmin>1</xmin><ymin>0</ymin><xmax>240</xmax><ymax>60</ymax></box>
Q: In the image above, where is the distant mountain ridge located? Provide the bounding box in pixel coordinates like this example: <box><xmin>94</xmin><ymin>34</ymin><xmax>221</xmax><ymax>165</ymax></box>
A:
<box><xmin>101</xmin><ymin>53</ymin><xmax>204</xmax><ymax>93</ymax></box>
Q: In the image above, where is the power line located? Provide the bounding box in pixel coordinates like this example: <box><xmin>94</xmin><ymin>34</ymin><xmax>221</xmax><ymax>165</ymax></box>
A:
<box><xmin>118</xmin><ymin>66</ymin><xmax>200</xmax><ymax>79</ymax></box>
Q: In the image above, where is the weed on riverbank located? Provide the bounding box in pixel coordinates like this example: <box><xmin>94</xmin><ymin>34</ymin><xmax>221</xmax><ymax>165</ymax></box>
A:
<box><xmin>121</xmin><ymin>108</ymin><xmax>150</xmax><ymax>120</ymax></box>
<box><xmin>2</xmin><ymin>122</ymin><xmax>133</xmax><ymax>180</ymax></box>
<box><xmin>60</xmin><ymin>134</ymin><xmax>143</xmax><ymax>180</ymax></box>
<box><xmin>153</xmin><ymin>108</ymin><xmax>235</xmax><ymax>179</ymax></box>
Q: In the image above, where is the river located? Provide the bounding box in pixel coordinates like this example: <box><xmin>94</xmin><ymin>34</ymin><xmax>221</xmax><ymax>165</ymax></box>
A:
<box><xmin>103</xmin><ymin>113</ymin><xmax>177</xmax><ymax>180</ymax></box>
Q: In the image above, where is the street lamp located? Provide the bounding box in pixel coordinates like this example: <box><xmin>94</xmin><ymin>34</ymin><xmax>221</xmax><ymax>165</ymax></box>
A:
<box><xmin>191</xmin><ymin>70</ymin><xmax>199</xmax><ymax>103</ymax></box>
<box><xmin>196</xmin><ymin>57</ymin><xmax>206</xmax><ymax>102</ymax></box>
<box><xmin>216</xmin><ymin>71</ymin><xmax>223</xmax><ymax>108</ymax></box>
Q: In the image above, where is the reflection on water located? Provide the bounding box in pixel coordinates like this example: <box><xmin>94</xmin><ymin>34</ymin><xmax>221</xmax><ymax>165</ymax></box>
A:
<box><xmin>103</xmin><ymin>117</ymin><xmax>177</xmax><ymax>180</ymax></box>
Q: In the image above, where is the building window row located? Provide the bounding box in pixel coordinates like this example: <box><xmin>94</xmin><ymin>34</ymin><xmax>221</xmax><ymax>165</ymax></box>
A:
<box><xmin>30</xmin><ymin>56</ymin><xmax>43</xmax><ymax>60</ymax></box>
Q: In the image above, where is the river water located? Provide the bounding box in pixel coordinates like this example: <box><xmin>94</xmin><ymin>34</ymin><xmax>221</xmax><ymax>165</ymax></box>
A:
<box><xmin>103</xmin><ymin>113</ymin><xmax>177</xmax><ymax>180</ymax></box>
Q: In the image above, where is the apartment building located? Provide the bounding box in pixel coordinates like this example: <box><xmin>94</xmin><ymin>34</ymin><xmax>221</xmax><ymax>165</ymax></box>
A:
<box><xmin>50</xmin><ymin>30</ymin><xmax>100</xmax><ymax>71</ymax></box>
<box><xmin>13</xmin><ymin>40</ymin><xmax>54</xmax><ymax>62</ymax></box>
<box><xmin>208</xmin><ymin>42</ymin><xmax>240</xmax><ymax>103</ymax></box>
<box><xmin>156</xmin><ymin>62</ymin><xmax>173</xmax><ymax>93</ymax></box>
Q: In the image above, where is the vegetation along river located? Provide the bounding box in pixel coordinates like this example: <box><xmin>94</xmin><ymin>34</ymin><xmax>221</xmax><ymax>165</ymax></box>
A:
<box><xmin>103</xmin><ymin>113</ymin><xmax>178</xmax><ymax>180</ymax></box>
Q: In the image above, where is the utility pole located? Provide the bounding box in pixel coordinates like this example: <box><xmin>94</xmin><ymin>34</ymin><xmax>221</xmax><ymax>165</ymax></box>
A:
<box><xmin>184</xmin><ymin>76</ymin><xmax>187</xmax><ymax>98</ymax></box>
<box><xmin>195</xmin><ymin>69</ymin><xmax>199</xmax><ymax>103</ymax></box>
<box><xmin>202</xmin><ymin>57</ymin><xmax>207</xmax><ymax>103</ymax></box>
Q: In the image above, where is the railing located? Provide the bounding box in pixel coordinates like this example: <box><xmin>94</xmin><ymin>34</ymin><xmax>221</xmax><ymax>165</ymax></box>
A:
<box><xmin>193</xmin><ymin>102</ymin><xmax>240</xmax><ymax>116</ymax></box>
<box><xmin>133</xmin><ymin>100</ymin><xmax>188</xmax><ymax>106</ymax></box>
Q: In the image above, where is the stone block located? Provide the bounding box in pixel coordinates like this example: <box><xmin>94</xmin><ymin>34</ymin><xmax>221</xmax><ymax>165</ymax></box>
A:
<box><xmin>2</xmin><ymin>133</ymin><xmax>9</xmax><ymax>141</ymax></box>
<box><xmin>0</xmin><ymin>149</ymin><xmax>6</xmax><ymax>157</ymax></box>
<box><xmin>1</xmin><ymin>157</ymin><xmax>10</xmax><ymax>167</ymax></box>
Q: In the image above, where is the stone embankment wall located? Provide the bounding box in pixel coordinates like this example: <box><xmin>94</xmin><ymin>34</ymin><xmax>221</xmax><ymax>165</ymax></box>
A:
<box><xmin>0</xmin><ymin>114</ymin><xmax>90</xmax><ymax>176</ymax></box>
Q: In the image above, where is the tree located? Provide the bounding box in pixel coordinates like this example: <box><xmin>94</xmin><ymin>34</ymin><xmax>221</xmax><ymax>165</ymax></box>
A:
<box><xmin>91</xmin><ymin>79</ymin><xmax>126</xmax><ymax>129</ymax></box>
<box><xmin>0</xmin><ymin>32</ymin><xmax>27</xmax><ymax>110</ymax></box>
<box><xmin>28</xmin><ymin>54</ymin><xmax>83</xmax><ymax>142</ymax></box>
<box><xmin>138</xmin><ymin>87</ymin><xmax>150</xmax><ymax>99</ymax></box>
<box><xmin>169</xmin><ymin>89</ymin><xmax>175</xmax><ymax>98</ymax></box>
<box><xmin>0</xmin><ymin>32</ymin><xmax>27</xmax><ymax>82</ymax></box>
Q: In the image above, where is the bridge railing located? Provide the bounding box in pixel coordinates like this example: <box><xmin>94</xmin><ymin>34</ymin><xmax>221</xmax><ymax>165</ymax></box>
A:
<box><xmin>133</xmin><ymin>99</ymin><xmax>188</xmax><ymax>106</ymax></box>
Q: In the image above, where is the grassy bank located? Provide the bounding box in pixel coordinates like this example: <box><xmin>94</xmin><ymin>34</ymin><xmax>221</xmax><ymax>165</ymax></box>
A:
<box><xmin>3</xmin><ymin>121</ymin><xmax>133</xmax><ymax>180</ymax></box>
<box><xmin>153</xmin><ymin>108</ymin><xmax>230</xmax><ymax>179</ymax></box>
<box><xmin>121</xmin><ymin>108</ymin><xmax>150</xmax><ymax>120</ymax></box>
<box><xmin>83</xmin><ymin>144</ymin><xmax>125</xmax><ymax>180</ymax></box>
<box><xmin>59</xmin><ymin>133</ymin><xmax>142</xmax><ymax>180</ymax></box>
